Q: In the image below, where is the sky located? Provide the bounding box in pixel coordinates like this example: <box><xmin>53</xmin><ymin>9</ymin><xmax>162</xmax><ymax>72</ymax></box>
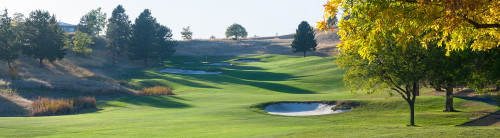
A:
<box><xmin>0</xmin><ymin>0</ymin><xmax>330</xmax><ymax>40</ymax></box>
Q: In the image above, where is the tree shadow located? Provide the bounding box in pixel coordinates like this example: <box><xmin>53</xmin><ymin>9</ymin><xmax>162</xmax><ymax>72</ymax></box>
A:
<box><xmin>129</xmin><ymin>70</ymin><xmax>219</xmax><ymax>89</ymax></box>
<box><xmin>122</xmin><ymin>95</ymin><xmax>192</xmax><ymax>108</ymax></box>
<box><xmin>0</xmin><ymin>96</ymin><xmax>27</xmax><ymax>117</ymax></box>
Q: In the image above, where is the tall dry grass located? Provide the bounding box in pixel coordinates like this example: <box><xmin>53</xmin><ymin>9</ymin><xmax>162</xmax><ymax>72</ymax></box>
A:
<box><xmin>138</xmin><ymin>86</ymin><xmax>174</xmax><ymax>96</ymax></box>
<box><xmin>31</xmin><ymin>96</ymin><xmax>97</xmax><ymax>116</ymax></box>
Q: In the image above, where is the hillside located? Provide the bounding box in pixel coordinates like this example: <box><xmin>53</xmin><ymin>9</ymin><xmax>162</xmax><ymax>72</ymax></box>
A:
<box><xmin>176</xmin><ymin>29</ymin><xmax>341</xmax><ymax>57</ymax></box>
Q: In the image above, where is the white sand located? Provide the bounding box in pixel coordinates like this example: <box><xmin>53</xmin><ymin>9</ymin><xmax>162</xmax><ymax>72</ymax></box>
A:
<box><xmin>159</xmin><ymin>68</ymin><xmax>222</xmax><ymax>75</ymax></box>
<box><xmin>263</xmin><ymin>102</ymin><xmax>350</xmax><ymax>116</ymax></box>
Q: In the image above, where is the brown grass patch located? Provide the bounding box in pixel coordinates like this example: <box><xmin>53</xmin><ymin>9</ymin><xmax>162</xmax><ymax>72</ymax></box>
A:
<box><xmin>31</xmin><ymin>96</ymin><xmax>97</xmax><ymax>116</ymax></box>
<box><xmin>138</xmin><ymin>86</ymin><xmax>174</xmax><ymax>96</ymax></box>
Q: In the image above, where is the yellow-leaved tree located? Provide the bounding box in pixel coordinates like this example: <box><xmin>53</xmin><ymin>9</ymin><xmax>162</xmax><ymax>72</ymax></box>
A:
<box><xmin>318</xmin><ymin>0</ymin><xmax>499</xmax><ymax>59</ymax></box>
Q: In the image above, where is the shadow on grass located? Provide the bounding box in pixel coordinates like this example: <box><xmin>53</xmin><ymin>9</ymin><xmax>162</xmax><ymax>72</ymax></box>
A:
<box><xmin>123</xmin><ymin>95</ymin><xmax>192</xmax><ymax>108</ymax></box>
<box><xmin>0</xmin><ymin>96</ymin><xmax>27</xmax><ymax>117</ymax></box>
<box><xmin>129</xmin><ymin>70</ymin><xmax>219</xmax><ymax>89</ymax></box>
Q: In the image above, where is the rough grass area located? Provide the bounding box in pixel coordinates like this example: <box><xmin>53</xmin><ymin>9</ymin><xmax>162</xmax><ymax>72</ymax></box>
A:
<box><xmin>138</xmin><ymin>86</ymin><xmax>174</xmax><ymax>96</ymax></box>
<box><xmin>176</xmin><ymin>29</ymin><xmax>341</xmax><ymax>57</ymax></box>
<box><xmin>31</xmin><ymin>96</ymin><xmax>97</xmax><ymax>116</ymax></box>
<box><xmin>0</xmin><ymin>55</ymin><xmax>497</xmax><ymax>137</ymax></box>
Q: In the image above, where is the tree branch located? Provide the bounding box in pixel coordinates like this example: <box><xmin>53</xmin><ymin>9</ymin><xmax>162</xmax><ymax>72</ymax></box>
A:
<box><xmin>462</xmin><ymin>15</ymin><xmax>500</xmax><ymax>29</ymax></box>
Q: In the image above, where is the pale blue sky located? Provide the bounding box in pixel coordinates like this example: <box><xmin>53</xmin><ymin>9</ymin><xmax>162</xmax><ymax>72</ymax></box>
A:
<box><xmin>0</xmin><ymin>0</ymin><xmax>329</xmax><ymax>40</ymax></box>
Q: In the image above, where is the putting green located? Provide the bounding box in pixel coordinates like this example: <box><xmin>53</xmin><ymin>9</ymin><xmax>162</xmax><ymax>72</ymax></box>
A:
<box><xmin>0</xmin><ymin>55</ymin><xmax>497</xmax><ymax>137</ymax></box>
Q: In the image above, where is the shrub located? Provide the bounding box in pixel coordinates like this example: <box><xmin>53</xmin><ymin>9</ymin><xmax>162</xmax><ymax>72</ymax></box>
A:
<box><xmin>31</xmin><ymin>96</ymin><xmax>97</xmax><ymax>116</ymax></box>
<box><xmin>31</xmin><ymin>97</ymin><xmax>73</xmax><ymax>116</ymax></box>
<box><xmin>138</xmin><ymin>86</ymin><xmax>174</xmax><ymax>96</ymax></box>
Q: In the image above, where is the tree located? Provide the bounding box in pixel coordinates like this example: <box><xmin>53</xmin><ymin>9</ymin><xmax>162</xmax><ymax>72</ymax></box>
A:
<box><xmin>317</xmin><ymin>0</ymin><xmax>500</xmax><ymax>60</ymax></box>
<box><xmin>129</xmin><ymin>9</ymin><xmax>156</xmax><ymax>67</ymax></box>
<box><xmin>72</xmin><ymin>31</ymin><xmax>94</xmax><ymax>57</ymax></box>
<box><xmin>225</xmin><ymin>23</ymin><xmax>247</xmax><ymax>40</ymax></box>
<box><xmin>154</xmin><ymin>23</ymin><xmax>177</xmax><ymax>65</ymax></box>
<box><xmin>337</xmin><ymin>38</ymin><xmax>429</xmax><ymax>126</ymax></box>
<box><xmin>291</xmin><ymin>21</ymin><xmax>317</xmax><ymax>57</ymax></box>
<box><xmin>106</xmin><ymin>5</ymin><xmax>131</xmax><ymax>66</ymax></box>
<box><xmin>426</xmin><ymin>44</ymin><xmax>473</xmax><ymax>112</ymax></box>
<box><xmin>77</xmin><ymin>7</ymin><xmax>107</xmax><ymax>36</ymax></box>
<box><xmin>12</xmin><ymin>12</ymin><xmax>24</xmax><ymax>26</ymax></box>
<box><xmin>0</xmin><ymin>9</ymin><xmax>21</xmax><ymax>70</ymax></box>
<box><xmin>21</xmin><ymin>10</ymin><xmax>67</xmax><ymax>68</ymax></box>
<box><xmin>181</xmin><ymin>26</ymin><xmax>193</xmax><ymax>40</ymax></box>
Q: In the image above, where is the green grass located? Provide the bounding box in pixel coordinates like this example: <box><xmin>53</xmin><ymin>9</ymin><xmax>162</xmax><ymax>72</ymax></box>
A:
<box><xmin>0</xmin><ymin>54</ymin><xmax>498</xmax><ymax>137</ymax></box>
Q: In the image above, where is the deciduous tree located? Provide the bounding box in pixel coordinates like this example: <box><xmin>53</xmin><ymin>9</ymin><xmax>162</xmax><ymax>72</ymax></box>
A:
<box><xmin>291</xmin><ymin>21</ymin><xmax>317</xmax><ymax>57</ymax></box>
<box><xmin>225</xmin><ymin>23</ymin><xmax>247</xmax><ymax>40</ymax></box>
<box><xmin>72</xmin><ymin>31</ymin><xmax>94</xmax><ymax>57</ymax></box>
<box><xmin>77</xmin><ymin>7</ymin><xmax>107</xmax><ymax>36</ymax></box>
<box><xmin>318</xmin><ymin>0</ymin><xmax>500</xmax><ymax>59</ymax></box>
<box><xmin>21</xmin><ymin>10</ymin><xmax>67</xmax><ymax>67</ymax></box>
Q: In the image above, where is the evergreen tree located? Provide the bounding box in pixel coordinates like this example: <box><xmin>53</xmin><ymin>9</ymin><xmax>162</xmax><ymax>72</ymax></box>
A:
<box><xmin>181</xmin><ymin>26</ymin><xmax>193</xmax><ymax>40</ymax></box>
<box><xmin>21</xmin><ymin>10</ymin><xmax>67</xmax><ymax>67</ymax></box>
<box><xmin>106</xmin><ymin>5</ymin><xmax>131</xmax><ymax>66</ymax></box>
<box><xmin>154</xmin><ymin>23</ymin><xmax>177</xmax><ymax>66</ymax></box>
<box><xmin>291</xmin><ymin>21</ymin><xmax>317</xmax><ymax>57</ymax></box>
<box><xmin>129</xmin><ymin>9</ymin><xmax>156</xmax><ymax>67</ymax></box>
<box><xmin>225</xmin><ymin>23</ymin><xmax>247</xmax><ymax>40</ymax></box>
<box><xmin>0</xmin><ymin>9</ymin><xmax>21</xmax><ymax>70</ymax></box>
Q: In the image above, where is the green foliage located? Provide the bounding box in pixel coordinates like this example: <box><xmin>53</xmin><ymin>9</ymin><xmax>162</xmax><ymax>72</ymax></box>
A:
<box><xmin>467</xmin><ymin>48</ymin><xmax>500</xmax><ymax>92</ymax></box>
<box><xmin>337</xmin><ymin>36</ymin><xmax>428</xmax><ymax>125</ymax></box>
<box><xmin>181</xmin><ymin>26</ymin><xmax>193</xmax><ymax>40</ymax></box>
<box><xmin>0</xmin><ymin>9</ymin><xmax>21</xmax><ymax>70</ymax></box>
<box><xmin>72</xmin><ymin>31</ymin><xmax>95</xmax><ymax>57</ymax></box>
<box><xmin>225</xmin><ymin>23</ymin><xmax>247</xmax><ymax>40</ymax></box>
<box><xmin>129</xmin><ymin>9</ymin><xmax>176</xmax><ymax>67</ymax></box>
<box><xmin>21</xmin><ymin>10</ymin><xmax>68</xmax><ymax>67</ymax></box>
<box><xmin>129</xmin><ymin>9</ymin><xmax>156</xmax><ymax>67</ymax></box>
<box><xmin>77</xmin><ymin>7</ymin><xmax>107</xmax><ymax>36</ymax></box>
<box><xmin>291</xmin><ymin>21</ymin><xmax>317</xmax><ymax>57</ymax></box>
<box><xmin>154</xmin><ymin>24</ymin><xmax>177</xmax><ymax>65</ymax></box>
<box><xmin>106</xmin><ymin>5</ymin><xmax>131</xmax><ymax>66</ymax></box>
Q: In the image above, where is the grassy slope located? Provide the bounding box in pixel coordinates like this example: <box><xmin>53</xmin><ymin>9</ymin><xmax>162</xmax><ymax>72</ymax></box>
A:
<box><xmin>0</xmin><ymin>55</ymin><xmax>498</xmax><ymax>137</ymax></box>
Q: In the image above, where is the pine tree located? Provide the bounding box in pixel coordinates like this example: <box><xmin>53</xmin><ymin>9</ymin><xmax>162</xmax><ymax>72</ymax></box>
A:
<box><xmin>154</xmin><ymin>23</ymin><xmax>177</xmax><ymax>66</ymax></box>
<box><xmin>181</xmin><ymin>26</ymin><xmax>193</xmax><ymax>40</ymax></box>
<box><xmin>291</xmin><ymin>21</ymin><xmax>317</xmax><ymax>57</ymax></box>
<box><xmin>0</xmin><ymin>9</ymin><xmax>21</xmax><ymax>70</ymax></box>
<box><xmin>21</xmin><ymin>10</ymin><xmax>67</xmax><ymax>67</ymax></box>
<box><xmin>129</xmin><ymin>9</ymin><xmax>156</xmax><ymax>67</ymax></box>
<box><xmin>106</xmin><ymin>5</ymin><xmax>131</xmax><ymax>66</ymax></box>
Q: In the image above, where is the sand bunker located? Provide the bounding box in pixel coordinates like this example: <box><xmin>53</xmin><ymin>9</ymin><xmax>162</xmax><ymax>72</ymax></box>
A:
<box><xmin>205</xmin><ymin>63</ymin><xmax>232</xmax><ymax>66</ymax></box>
<box><xmin>159</xmin><ymin>68</ymin><xmax>222</xmax><ymax>75</ymax></box>
<box><xmin>263</xmin><ymin>102</ymin><xmax>350</xmax><ymax>116</ymax></box>
<box><xmin>235</xmin><ymin>59</ymin><xmax>260</xmax><ymax>62</ymax></box>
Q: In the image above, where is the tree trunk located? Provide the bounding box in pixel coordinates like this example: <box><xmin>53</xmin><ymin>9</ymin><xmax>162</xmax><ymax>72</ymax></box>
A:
<box><xmin>304</xmin><ymin>51</ymin><xmax>306</xmax><ymax>57</ymax></box>
<box><xmin>409</xmin><ymin>100</ymin><xmax>415</xmax><ymax>126</ymax></box>
<box><xmin>112</xmin><ymin>50</ymin><xmax>116</xmax><ymax>66</ymax></box>
<box><xmin>409</xmin><ymin>82</ymin><xmax>418</xmax><ymax>126</ymax></box>
<box><xmin>445</xmin><ymin>86</ymin><xmax>455</xmax><ymax>112</ymax></box>
<box><xmin>39</xmin><ymin>58</ymin><xmax>43</xmax><ymax>68</ymax></box>
<box><xmin>435</xmin><ymin>86</ymin><xmax>442</xmax><ymax>91</ymax></box>
<box><xmin>7</xmin><ymin>60</ymin><xmax>11</xmax><ymax>70</ymax></box>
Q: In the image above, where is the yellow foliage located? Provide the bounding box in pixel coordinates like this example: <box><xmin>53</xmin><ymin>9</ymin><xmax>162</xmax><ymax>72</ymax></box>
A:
<box><xmin>318</xmin><ymin>0</ymin><xmax>500</xmax><ymax>59</ymax></box>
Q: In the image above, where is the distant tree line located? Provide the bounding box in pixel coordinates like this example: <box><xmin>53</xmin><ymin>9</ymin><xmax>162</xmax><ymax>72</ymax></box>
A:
<box><xmin>0</xmin><ymin>5</ymin><xmax>178</xmax><ymax>74</ymax></box>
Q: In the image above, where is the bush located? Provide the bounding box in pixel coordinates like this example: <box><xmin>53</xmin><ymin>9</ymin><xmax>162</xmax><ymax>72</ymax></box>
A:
<box><xmin>138</xmin><ymin>86</ymin><xmax>174</xmax><ymax>96</ymax></box>
<box><xmin>31</xmin><ymin>96</ymin><xmax>97</xmax><ymax>116</ymax></box>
